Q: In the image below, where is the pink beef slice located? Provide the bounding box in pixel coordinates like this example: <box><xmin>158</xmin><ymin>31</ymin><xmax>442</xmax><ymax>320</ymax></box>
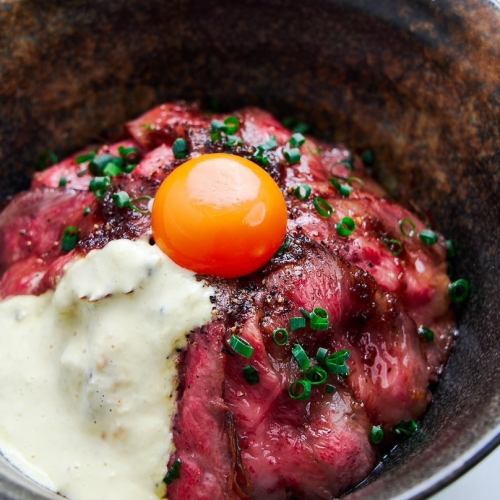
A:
<box><xmin>0</xmin><ymin>102</ymin><xmax>456</xmax><ymax>497</ymax></box>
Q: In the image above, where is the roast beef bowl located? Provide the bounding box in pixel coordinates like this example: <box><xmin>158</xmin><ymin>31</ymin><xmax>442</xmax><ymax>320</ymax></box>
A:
<box><xmin>0</xmin><ymin>1</ymin><xmax>498</xmax><ymax>499</ymax></box>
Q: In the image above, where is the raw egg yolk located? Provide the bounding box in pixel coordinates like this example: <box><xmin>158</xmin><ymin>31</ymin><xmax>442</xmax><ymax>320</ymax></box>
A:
<box><xmin>152</xmin><ymin>153</ymin><xmax>288</xmax><ymax>278</ymax></box>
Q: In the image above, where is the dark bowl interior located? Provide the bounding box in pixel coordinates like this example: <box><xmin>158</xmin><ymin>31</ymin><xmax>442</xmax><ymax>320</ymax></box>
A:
<box><xmin>0</xmin><ymin>0</ymin><xmax>499</xmax><ymax>498</ymax></box>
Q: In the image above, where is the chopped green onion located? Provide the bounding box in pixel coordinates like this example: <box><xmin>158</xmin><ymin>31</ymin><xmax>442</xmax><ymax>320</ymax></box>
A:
<box><xmin>289</xmin><ymin>132</ymin><xmax>306</xmax><ymax>148</ymax></box>
<box><xmin>325</xmin><ymin>349</ymin><xmax>351</xmax><ymax>377</ymax></box>
<box><xmin>252</xmin><ymin>151</ymin><xmax>270</xmax><ymax>167</ymax></box>
<box><xmin>300</xmin><ymin>308</ymin><xmax>311</xmax><ymax>319</ymax></box>
<box><xmin>223</xmin><ymin>116</ymin><xmax>240</xmax><ymax>134</ymax></box>
<box><xmin>258</xmin><ymin>136</ymin><xmax>278</xmax><ymax>152</ymax></box>
<box><xmin>293</xmin><ymin>122</ymin><xmax>310</xmax><ymax>134</ymax></box>
<box><xmin>330</xmin><ymin>178</ymin><xmax>353</xmax><ymax>197</ymax></box>
<box><xmin>118</xmin><ymin>145</ymin><xmax>139</xmax><ymax>160</ymax></box>
<box><xmin>283</xmin><ymin>148</ymin><xmax>301</xmax><ymax>165</ymax></box>
<box><xmin>347</xmin><ymin>176</ymin><xmax>365</xmax><ymax>187</ymax></box>
<box><xmin>103</xmin><ymin>162</ymin><xmax>123</xmax><ymax>177</ymax></box>
<box><xmin>89</xmin><ymin>176</ymin><xmax>111</xmax><ymax>198</ymax></box>
<box><xmin>325</xmin><ymin>383</ymin><xmax>336</xmax><ymax>394</ymax></box>
<box><xmin>289</xmin><ymin>379</ymin><xmax>312</xmax><ymax>400</ymax></box>
<box><xmin>210</xmin><ymin>120</ymin><xmax>224</xmax><ymax>141</ymax></box>
<box><xmin>226</xmin><ymin>135</ymin><xmax>243</xmax><ymax>147</ymax></box>
<box><xmin>89</xmin><ymin>154</ymin><xmax>120</xmax><ymax>176</ymax></box>
<box><xmin>305</xmin><ymin>366</ymin><xmax>328</xmax><ymax>385</ymax></box>
<box><xmin>316</xmin><ymin>347</ymin><xmax>328</xmax><ymax>364</ymax></box>
<box><xmin>293</xmin><ymin>184</ymin><xmax>312</xmax><ymax>201</ymax></box>
<box><xmin>36</xmin><ymin>150</ymin><xmax>58</xmax><ymax>170</ymax></box>
<box><xmin>292</xmin><ymin>344</ymin><xmax>311</xmax><ymax>371</ymax></box>
<box><xmin>393</xmin><ymin>420</ymin><xmax>419</xmax><ymax>439</ymax></box>
<box><xmin>172</xmin><ymin>138</ymin><xmax>188</xmax><ymax>159</ymax></box>
<box><xmin>340</xmin><ymin>155</ymin><xmax>353</xmax><ymax>170</ymax></box>
<box><xmin>112</xmin><ymin>191</ymin><xmax>132</xmax><ymax>209</ymax></box>
<box><xmin>384</xmin><ymin>238</ymin><xmax>403</xmax><ymax>256</ymax></box>
<box><xmin>448</xmin><ymin>278</ymin><xmax>470</xmax><ymax>303</ymax></box>
<box><xmin>418</xmin><ymin>325</ymin><xmax>434</xmax><ymax>342</ymax></box>
<box><xmin>399</xmin><ymin>218</ymin><xmax>416</xmax><ymax>238</ymax></box>
<box><xmin>370</xmin><ymin>425</ymin><xmax>384</xmax><ymax>444</ymax></box>
<box><xmin>336</xmin><ymin>217</ymin><xmax>356</xmax><ymax>237</ymax></box>
<box><xmin>310</xmin><ymin>307</ymin><xmax>329</xmax><ymax>331</ymax></box>
<box><xmin>58</xmin><ymin>177</ymin><xmax>68</xmax><ymax>188</ymax></box>
<box><xmin>419</xmin><ymin>229</ymin><xmax>438</xmax><ymax>246</ymax></box>
<box><xmin>61</xmin><ymin>226</ymin><xmax>79</xmax><ymax>253</ymax></box>
<box><xmin>272</xmin><ymin>328</ymin><xmax>289</xmax><ymax>346</ymax></box>
<box><xmin>228</xmin><ymin>335</ymin><xmax>254</xmax><ymax>359</ymax></box>
<box><xmin>163</xmin><ymin>458</ymin><xmax>181</xmax><ymax>485</ymax></box>
<box><xmin>243</xmin><ymin>365</ymin><xmax>259</xmax><ymax>385</ymax></box>
<box><xmin>122</xmin><ymin>162</ymin><xmax>138</xmax><ymax>174</ymax></box>
<box><xmin>75</xmin><ymin>151</ymin><xmax>96</xmax><ymax>164</ymax></box>
<box><xmin>276</xmin><ymin>236</ymin><xmax>290</xmax><ymax>255</ymax></box>
<box><xmin>313</xmin><ymin>197</ymin><xmax>333</xmax><ymax>218</ymax></box>
<box><xmin>361</xmin><ymin>149</ymin><xmax>375</xmax><ymax>166</ymax></box>
<box><xmin>446</xmin><ymin>239</ymin><xmax>456</xmax><ymax>258</ymax></box>
<box><xmin>290</xmin><ymin>316</ymin><xmax>306</xmax><ymax>331</ymax></box>
<box><xmin>83</xmin><ymin>206</ymin><xmax>91</xmax><ymax>216</ymax></box>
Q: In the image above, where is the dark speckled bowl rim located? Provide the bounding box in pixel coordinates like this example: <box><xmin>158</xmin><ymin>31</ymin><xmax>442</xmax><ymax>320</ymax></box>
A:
<box><xmin>400</xmin><ymin>429</ymin><xmax>500</xmax><ymax>499</ymax></box>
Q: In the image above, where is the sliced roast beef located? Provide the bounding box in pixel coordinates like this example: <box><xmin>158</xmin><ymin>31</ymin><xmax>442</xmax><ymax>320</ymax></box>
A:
<box><xmin>0</xmin><ymin>102</ymin><xmax>457</xmax><ymax>497</ymax></box>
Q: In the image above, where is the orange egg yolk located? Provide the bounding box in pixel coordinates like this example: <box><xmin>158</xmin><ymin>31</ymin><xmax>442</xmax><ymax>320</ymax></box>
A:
<box><xmin>152</xmin><ymin>153</ymin><xmax>288</xmax><ymax>278</ymax></box>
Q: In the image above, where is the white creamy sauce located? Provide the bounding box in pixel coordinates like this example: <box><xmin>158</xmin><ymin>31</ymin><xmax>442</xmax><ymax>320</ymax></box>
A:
<box><xmin>0</xmin><ymin>239</ymin><xmax>214</xmax><ymax>500</ymax></box>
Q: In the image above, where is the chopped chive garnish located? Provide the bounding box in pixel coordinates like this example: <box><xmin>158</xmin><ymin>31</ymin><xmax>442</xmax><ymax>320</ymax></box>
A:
<box><xmin>300</xmin><ymin>308</ymin><xmax>311</xmax><ymax>319</ymax></box>
<box><xmin>283</xmin><ymin>148</ymin><xmax>301</xmax><ymax>165</ymax></box>
<box><xmin>336</xmin><ymin>217</ymin><xmax>356</xmax><ymax>237</ymax></box>
<box><xmin>384</xmin><ymin>238</ymin><xmax>403</xmax><ymax>256</ymax></box>
<box><xmin>163</xmin><ymin>458</ymin><xmax>181</xmax><ymax>485</ymax></box>
<box><xmin>83</xmin><ymin>206</ymin><xmax>91</xmax><ymax>216</ymax></box>
<box><xmin>122</xmin><ymin>162</ymin><xmax>138</xmax><ymax>174</ymax></box>
<box><xmin>418</xmin><ymin>325</ymin><xmax>434</xmax><ymax>342</ymax></box>
<box><xmin>89</xmin><ymin>176</ymin><xmax>111</xmax><ymax>198</ymax></box>
<box><xmin>448</xmin><ymin>278</ymin><xmax>470</xmax><ymax>303</ymax></box>
<box><xmin>118</xmin><ymin>145</ymin><xmax>139</xmax><ymax>160</ymax></box>
<box><xmin>210</xmin><ymin>120</ymin><xmax>224</xmax><ymax>141</ymax></box>
<box><xmin>325</xmin><ymin>349</ymin><xmax>351</xmax><ymax>377</ymax></box>
<box><xmin>112</xmin><ymin>191</ymin><xmax>132</xmax><ymax>209</ymax></box>
<box><xmin>88</xmin><ymin>154</ymin><xmax>117</xmax><ymax>176</ymax></box>
<box><xmin>393</xmin><ymin>420</ymin><xmax>419</xmax><ymax>439</ymax></box>
<box><xmin>347</xmin><ymin>176</ymin><xmax>365</xmax><ymax>187</ymax></box>
<box><xmin>292</xmin><ymin>344</ymin><xmax>310</xmax><ymax>371</ymax></box>
<box><xmin>102</xmin><ymin>162</ymin><xmax>123</xmax><ymax>177</ymax></box>
<box><xmin>310</xmin><ymin>307</ymin><xmax>329</xmax><ymax>330</ymax></box>
<box><xmin>313</xmin><ymin>197</ymin><xmax>333</xmax><ymax>218</ymax></box>
<box><xmin>228</xmin><ymin>334</ymin><xmax>254</xmax><ymax>359</ymax></box>
<box><xmin>330</xmin><ymin>178</ymin><xmax>353</xmax><ymax>197</ymax></box>
<box><xmin>172</xmin><ymin>138</ymin><xmax>188</xmax><ymax>159</ymax></box>
<box><xmin>58</xmin><ymin>177</ymin><xmax>68</xmax><ymax>188</ymax></box>
<box><xmin>75</xmin><ymin>151</ymin><xmax>96</xmax><ymax>164</ymax></box>
<box><xmin>340</xmin><ymin>155</ymin><xmax>353</xmax><ymax>170</ymax></box>
<box><xmin>259</xmin><ymin>136</ymin><xmax>278</xmax><ymax>152</ymax></box>
<box><xmin>399</xmin><ymin>218</ymin><xmax>416</xmax><ymax>238</ymax></box>
<box><xmin>370</xmin><ymin>425</ymin><xmax>384</xmax><ymax>444</ymax></box>
<box><xmin>361</xmin><ymin>149</ymin><xmax>375</xmax><ymax>166</ymax></box>
<box><xmin>226</xmin><ymin>135</ymin><xmax>243</xmax><ymax>147</ymax></box>
<box><xmin>289</xmin><ymin>379</ymin><xmax>312</xmax><ymax>400</ymax></box>
<box><xmin>419</xmin><ymin>229</ymin><xmax>438</xmax><ymax>246</ymax></box>
<box><xmin>252</xmin><ymin>151</ymin><xmax>270</xmax><ymax>167</ymax></box>
<box><xmin>243</xmin><ymin>365</ymin><xmax>259</xmax><ymax>385</ymax></box>
<box><xmin>293</xmin><ymin>122</ymin><xmax>310</xmax><ymax>134</ymax></box>
<box><xmin>294</xmin><ymin>184</ymin><xmax>312</xmax><ymax>201</ymax></box>
<box><xmin>446</xmin><ymin>239</ymin><xmax>456</xmax><ymax>258</ymax></box>
<box><xmin>276</xmin><ymin>236</ymin><xmax>290</xmax><ymax>255</ymax></box>
<box><xmin>223</xmin><ymin>116</ymin><xmax>240</xmax><ymax>134</ymax></box>
<box><xmin>325</xmin><ymin>383</ymin><xmax>336</xmax><ymax>394</ymax></box>
<box><xmin>305</xmin><ymin>366</ymin><xmax>328</xmax><ymax>385</ymax></box>
<box><xmin>289</xmin><ymin>132</ymin><xmax>306</xmax><ymax>148</ymax></box>
<box><xmin>272</xmin><ymin>328</ymin><xmax>289</xmax><ymax>346</ymax></box>
<box><xmin>316</xmin><ymin>347</ymin><xmax>328</xmax><ymax>364</ymax></box>
<box><xmin>290</xmin><ymin>316</ymin><xmax>307</xmax><ymax>331</ymax></box>
<box><xmin>61</xmin><ymin>226</ymin><xmax>79</xmax><ymax>253</ymax></box>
